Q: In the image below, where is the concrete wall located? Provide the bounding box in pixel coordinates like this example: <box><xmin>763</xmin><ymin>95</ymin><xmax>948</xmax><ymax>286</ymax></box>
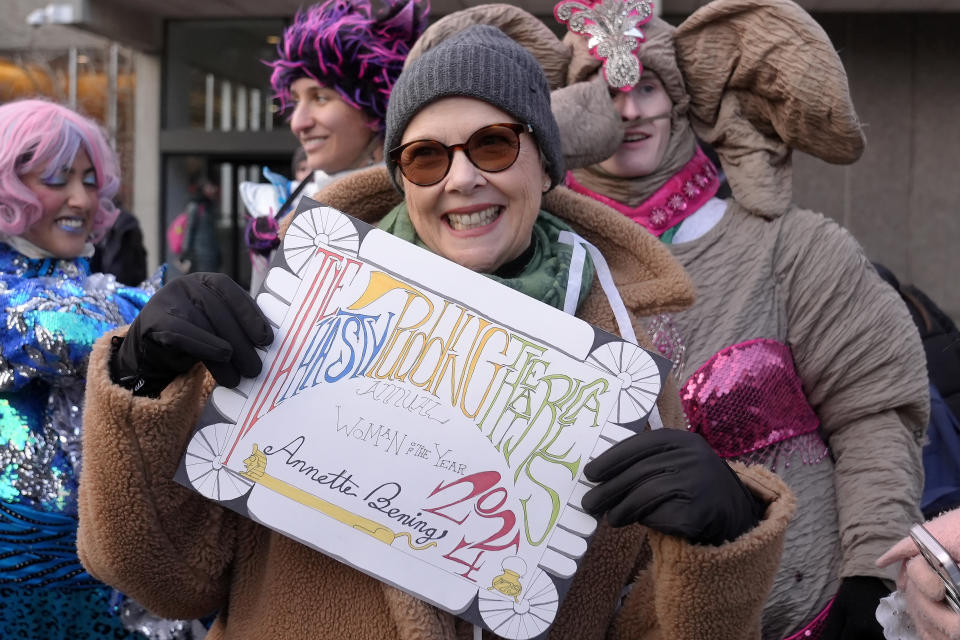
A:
<box><xmin>792</xmin><ymin>13</ymin><xmax>960</xmax><ymax>320</ymax></box>
<box><xmin>3</xmin><ymin>0</ymin><xmax>106</xmax><ymax>50</ymax></box>
<box><xmin>133</xmin><ymin>52</ymin><xmax>162</xmax><ymax>272</ymax></box>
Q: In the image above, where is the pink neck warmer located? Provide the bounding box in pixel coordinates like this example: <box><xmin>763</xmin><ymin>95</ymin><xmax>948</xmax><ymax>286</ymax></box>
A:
<box><xmin>565</xmin><ymin>147</ymin><xmax>720</xmax><ymax>237</ymax></box>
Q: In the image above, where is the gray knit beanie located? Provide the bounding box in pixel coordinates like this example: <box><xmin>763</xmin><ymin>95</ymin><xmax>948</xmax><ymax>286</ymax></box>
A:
<box><xmin>384</xmin><ymin>25</ymin><xmax>564</xmax><ymax>192</ymax></box>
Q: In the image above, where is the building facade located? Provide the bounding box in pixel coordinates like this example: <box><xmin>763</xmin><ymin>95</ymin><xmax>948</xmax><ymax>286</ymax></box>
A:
<box><xmin>3</xmin><ymin>0</ymin><xmax>959</xmax><ymax>319</ymax></box>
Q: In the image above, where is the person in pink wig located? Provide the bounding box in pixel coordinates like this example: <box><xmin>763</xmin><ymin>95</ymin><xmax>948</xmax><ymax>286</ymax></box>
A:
<box><xmin>0</xmin><ymin>98</ymin><xmax>202</xmax><ymax>638</ymax></box>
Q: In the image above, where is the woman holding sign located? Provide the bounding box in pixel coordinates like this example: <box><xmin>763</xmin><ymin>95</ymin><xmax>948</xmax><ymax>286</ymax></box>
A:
<box><xmin>78</xmin><ymin>25</ymin><xmax>795</xmax><ymax>640</ymax></box>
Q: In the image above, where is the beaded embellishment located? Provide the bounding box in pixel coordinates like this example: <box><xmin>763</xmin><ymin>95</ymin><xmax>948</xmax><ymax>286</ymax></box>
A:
<box><xmin>554</xmin><ymin>0</ymin><xmax>653</xmax><ymax>90</ymax></box>
<box><xmin>644</xmin><ymin>313</ymin><xmax>686</xmax><ymax>382</ymax></box>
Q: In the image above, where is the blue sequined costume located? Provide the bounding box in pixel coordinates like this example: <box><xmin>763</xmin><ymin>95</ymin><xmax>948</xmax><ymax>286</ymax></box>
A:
<box><xmin>0</xmin><ymin>242</ymin><xmax>157</xmax><ymax>638</ymax></box>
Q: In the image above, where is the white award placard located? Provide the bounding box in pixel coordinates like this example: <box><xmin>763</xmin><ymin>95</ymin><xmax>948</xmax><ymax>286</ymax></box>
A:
<box><xmin>175</xmin><ymin>199</ymin><xmax>669</xmax><ymax>639</ymax></box>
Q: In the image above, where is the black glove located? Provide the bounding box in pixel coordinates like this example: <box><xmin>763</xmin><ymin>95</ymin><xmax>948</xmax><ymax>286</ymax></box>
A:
<box><xmin>581</xmin><ymin>429</ymin><xmax>765</xmax><ymax>545</ymax></box>
<box><xmin>820</xmin><ymin>576</ymin><xmax>890</xmax><ymax>640</ymax></box>
<box><xmin>111</xmin><ymin>272</ymin><xmax>273</xmax><ymax>396</ymax></box>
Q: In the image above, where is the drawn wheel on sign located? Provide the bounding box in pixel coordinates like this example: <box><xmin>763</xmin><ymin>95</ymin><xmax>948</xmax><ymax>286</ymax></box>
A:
<box><xmin>587</xmin><ymin>340</ymin><xmax>662</xmax><ymax>425</ymax></box>
<box><xmin>185</xmin><ymin>423</ymin><xmax>253</xmax><ymax>501</ymax></box>
<box><xmin>477</xmin><ymin>565</ymin><xmax>558</xmax><ymax>639</ymax></box>
<box><xmin>281</xmin><ymin>206</ymin><xmax>360</xmax><ymax>275</ymax></box>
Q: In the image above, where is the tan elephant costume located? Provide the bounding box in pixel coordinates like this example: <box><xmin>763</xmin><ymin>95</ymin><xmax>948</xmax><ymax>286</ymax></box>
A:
<box><xmin>401</xmin><ymin>1</ymin><xmax>926</xmax><ymax>638</ymax></box>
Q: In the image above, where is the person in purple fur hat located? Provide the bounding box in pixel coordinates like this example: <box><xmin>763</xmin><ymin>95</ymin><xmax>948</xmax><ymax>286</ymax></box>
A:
<box><xmin>241</xmin><ymin>0</ymin><xmax>429</xmax><ymax>292</ymax></box>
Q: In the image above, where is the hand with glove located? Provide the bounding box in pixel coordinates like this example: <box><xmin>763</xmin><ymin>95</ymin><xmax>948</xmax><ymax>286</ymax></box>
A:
<box><xmin>820</xmin><ymin>576</ymin><xmax>890</xmax><ymax>640</ymax></box>
<box><xmin>581</xmin><ymin>428</ymin><xmax>766</xmax><ymax>546</ymax></box>
<box><xmin>111</xmin><ymin>272</ymin><xmax>274</xmax><ymax>397</ymax></box>
<box><xmin>876</xmin><ymin>509</ymin><xmax>960</xmax><ymax>640</ymax></box>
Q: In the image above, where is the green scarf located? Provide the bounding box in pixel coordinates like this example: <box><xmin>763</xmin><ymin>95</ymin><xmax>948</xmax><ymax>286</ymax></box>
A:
<box><xmin>378</xmin><ymin>203</ymin><xmax>595</xmax><ymax>312</ymax></box>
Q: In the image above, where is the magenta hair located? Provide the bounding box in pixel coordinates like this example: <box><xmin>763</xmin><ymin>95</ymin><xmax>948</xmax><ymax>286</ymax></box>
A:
<box><xmin>0</xmin><ymin>99</ymin><xmax>120</xmax><ymax>242</ymax></box>
<box><xmin>268</xmin><ymin>0</ymin><xmax>429</xmax><ymax>134</ymax></box>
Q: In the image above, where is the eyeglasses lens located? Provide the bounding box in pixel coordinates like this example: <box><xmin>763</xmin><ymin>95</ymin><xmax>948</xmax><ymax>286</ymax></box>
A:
<box><xmin>466</xmin><ymin>126</ymin><xmax>521</xmax><ymax>172</ymax></box>
<box><xmin>398</xmin><ymin>124</ymin><xmax>523</xmax><ymax>186</ymax></box>
<box><xmin>399</xmin><ymin>141</ymin><xmax>448</xmax><ymax>186</ymax></box>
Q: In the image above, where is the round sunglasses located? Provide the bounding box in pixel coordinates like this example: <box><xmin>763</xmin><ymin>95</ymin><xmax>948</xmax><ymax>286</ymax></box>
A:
<box><xmin>389</xmin><ymin>123</ymin><xmax>533</xmax><ymax>187</ymax></box>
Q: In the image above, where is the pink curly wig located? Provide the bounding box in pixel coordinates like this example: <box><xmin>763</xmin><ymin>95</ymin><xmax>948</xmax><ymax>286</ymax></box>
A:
<box><xmin>268</xmin><ymin>0</ymin><xmax>429</xmax><ymax>134</ymax></box>
<box><xmin>0</xmin><ymin>99</ymin><xmax>119</xmax><ymax>242</ymax></box>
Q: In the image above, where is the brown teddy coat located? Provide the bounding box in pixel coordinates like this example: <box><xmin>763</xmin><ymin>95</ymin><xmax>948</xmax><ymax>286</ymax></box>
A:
<box><xmin>77</xmin><ymin>166</ymin><xmax>795</xmax><ymax>640</ymax></box>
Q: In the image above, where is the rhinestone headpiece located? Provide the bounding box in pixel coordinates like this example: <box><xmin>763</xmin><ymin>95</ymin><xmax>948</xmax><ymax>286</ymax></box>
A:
<box><xmin>554</xmin><ymin>0</ymin><xmax>653</xmax><ymax>91</ymax></box>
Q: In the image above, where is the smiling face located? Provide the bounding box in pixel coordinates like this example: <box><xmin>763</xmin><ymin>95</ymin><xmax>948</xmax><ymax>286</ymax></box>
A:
<box><xmin>400</xmin><ymin>97</ymin><xmax>549</xmax><ymax>274</ymax></box>
<box><xmin>598</xmin><ymin>72</ymin><xmax>673</xmax><ymax>178</ymax></box>
<box><xmin>19</xmin><ymin>148</ymin><xmax>98</xmax><ymax>258</ymax></box>
<box><xmin>288</xmin><ymin>77</ymin><xmax>379</xmax><ymax>174</ymax></box>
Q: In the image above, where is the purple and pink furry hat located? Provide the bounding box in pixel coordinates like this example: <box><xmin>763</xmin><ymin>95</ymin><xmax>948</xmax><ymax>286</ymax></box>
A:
<box><xmin>269</xmin><ymin>0</ymin><xmax>429</xmax><ymax>135</ymax></box>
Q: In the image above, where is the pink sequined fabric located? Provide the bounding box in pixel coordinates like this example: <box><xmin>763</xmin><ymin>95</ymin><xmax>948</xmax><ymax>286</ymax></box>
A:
<box><xmin>681</xmin><ymin>338</ymin><xmax>827</xmax><ymax>462</ymax></box>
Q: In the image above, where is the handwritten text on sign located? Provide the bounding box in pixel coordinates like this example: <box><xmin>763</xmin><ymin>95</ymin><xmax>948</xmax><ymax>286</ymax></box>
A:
<box><xmin>177</xmin><ymin>206</ymin><xmax>663</xmax><ymax>639</ymax></box>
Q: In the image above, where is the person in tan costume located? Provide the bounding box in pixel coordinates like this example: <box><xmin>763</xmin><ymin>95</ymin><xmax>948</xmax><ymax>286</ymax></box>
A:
<box><xmin>560</xmin><ymin>4</ymin><xmax>928</xmax><ymax>639</ymax></box>
<box><xmin>409</xmin><ymin>1</ymin><xmax>926</xmax><ymax>638</ymax></box>
<box><xmin>77</xmin><ymin>23</ymin><xmax>796</xmax><ymax>640</ymax></box>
